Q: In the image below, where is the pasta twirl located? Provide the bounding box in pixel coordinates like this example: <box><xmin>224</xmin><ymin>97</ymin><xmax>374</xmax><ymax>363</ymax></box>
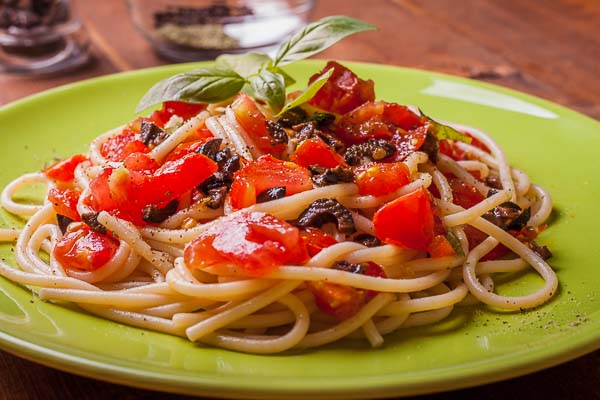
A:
<box><xmin>0</xmin><ymin>61</ymin><xmax>556</xmax><ymax>354</ymax></box>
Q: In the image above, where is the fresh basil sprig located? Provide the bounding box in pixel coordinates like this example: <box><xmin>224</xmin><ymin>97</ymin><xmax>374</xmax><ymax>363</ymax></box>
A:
<box><xmin>273</xmin><ymin>15</ymin><xmax>376</xmax><ymax>66</ymax></box>
<box><xmin>136</xmin><ymin>16</ymin><xmax>376</xmax><ymax>114</ymax></box>
<box><xmin>276</xmin><ymin>68</ymin><xmax>333</xmax><ymax>116</ymax></box>
<box><xmin>419</xmin><ymin>108</ymin><xmax>472</xmax><ymax>143</ymax></box>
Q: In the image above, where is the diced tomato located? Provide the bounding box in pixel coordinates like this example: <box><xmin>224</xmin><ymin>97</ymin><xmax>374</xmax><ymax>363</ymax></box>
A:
<box><xmin>100</xmin><ymin>128</ymin><xmax>149</xmax><ymax>162</ymax></box>
<box><xmin>448</xmin><ymin>178</ymin><xmax>485</xmax><ymax>209</ymax></box>
<box><xmin>229</xmin><ymin>155</ymin><xmax>312</xmax><ymax>210</ymax></box>
<box><xmin>290</xmin><ymin>138</ymin><xmax>347</xmax><ymax>169</ymax></box>
<box><xmin>43</xmin><ymin>154</ymin><xmax>88</xmax><ymax>183</ymax></box>
<box><xmin>336</xmin><ymin>101</ymin><xmax>424</xmax><ymax>146</ymax></box>
<box><xmin>230</xmin><ymin>94</ymin><xmax>285</xmax><ymax>157</ymax></box>
<box><xmin>308</xmin><ymin>61</ymin><xmax>375</xmax><ymax>115</ymax></box>
<box><xmin>47</xmin><ymin>187</ymin><xmax>81</xmax><ymax>221</ymax></box>
<box><xmin>428</xmin><ymin>235</ymin><xmax>456</xmax><ymax>258</ymax></box>
<box><xmin>463</xmin><ymin>225</ymin><xmax>510</xmax><ymax>261</ymax></box>
<box><xmin>53</xmin><ymin>223</ymin><xmax>119</xmax><ymax>271</ymax></box>
<box><xmin>309</xmin><ymin>261</ymin><xmax>386</xmax><ymax>320</ymax></box>
<box><xmin>149</xmin><ymin>101</ymin><xmax>207</xmax><ymax>127</ymax></box>
<box><xmin>373</xmin><ymin>188</ymin><xmax>434</xmax><ymax>252</ymax></box>
<box><xmin>355</xmin><ymin>161</ymin><xmax>410</xmax><ymax>196</ymax></box>
<box><xmin>386</xmin><ymin>124</ymin><xmax>429</xmax><ymax>162</ymax></box>
<box><xmin>88</xmin><ymin>152</ymin><xmax>217</xmax><ymax>225</ymax></box>
<box><xmin>299</xmin><ymin>227</ymin><xmax>338</xmax><ymax>257</ymax></box>
<box><xmin>184</xmin><ymin>211</ymin><xmax>309</xmax><ymax>277</ymax></box>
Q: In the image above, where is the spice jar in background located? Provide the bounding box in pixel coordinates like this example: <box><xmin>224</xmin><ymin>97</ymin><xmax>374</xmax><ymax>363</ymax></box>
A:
<box><xmin>0</xmin><ymin>0</ymin><xmax>90</xmax><ymax>74</ymax></box>
<box><xmin>128</xmin><ymin>0</ymin><xmax>315</xmax><ymax>61</ymax></box>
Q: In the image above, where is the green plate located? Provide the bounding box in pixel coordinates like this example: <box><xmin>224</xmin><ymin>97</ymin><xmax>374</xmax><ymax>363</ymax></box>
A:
<box><xmin>0</xmin><ymin>61</ymin><xmax>599</xmax><ymax>399</ymax></box>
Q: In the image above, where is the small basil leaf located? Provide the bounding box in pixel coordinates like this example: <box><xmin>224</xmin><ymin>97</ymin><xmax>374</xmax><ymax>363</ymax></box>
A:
<box><xmin>215</xmin><ymin>52</ymin><xmax>272</xmax><ymax>78</ymax></box>
<box><xmin>136</xmin><ymin>68</ymin><xmax>246</xmax><ymax>112</ymax></box>
<box><xmin>249</xmin><ymin>69</ymin><xmax>286</xmax><ymax>111</ymax></box>
<box><xmin>273</xmin><ymin>16</ymin><xmax>376</xmax><ymax>66</ymax></box>
<box><xmin>269</xmin><ymin>66</ymin><xmax>296</xmax><ymax>87</ymax></box>
<box><xmin>419</xmin><ymin>108</ymin><xmax>472</xmax><ymax>144</ymax></box>
<box><xmin>276</xmin><ymin>67</ymin><xmax>333</xmax><ymax>116</ymax></box>
<box><xmin>446</xmin><ymin>230</ymin><xmax>464</xmax><ymax>256</ymax></box>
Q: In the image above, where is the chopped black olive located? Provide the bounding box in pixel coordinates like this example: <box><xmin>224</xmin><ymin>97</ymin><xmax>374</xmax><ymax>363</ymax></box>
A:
<box><xmin>530</xmin><ymin>241</ymin><xmax>552</xmax><ymax>260</ymax></box>
<box><xmin>214</xmin><ymin>147</ymin><xmax>232</xmax><ymax>167</ymax></box>
<box><xmin>82</xmin><ymin>212</ymin><xmax>107</xmax><ymax>234</ymax></box>
<box><xmin>483</xmin><ymin>202</ymin><xmax>529</xmax><ymax>231</ymax></box>
<box><xmin>344</xmin><ymin>139</ymin><xmax>396</xmax><ymax>166</ymax></box>
<box><xmin>296</xmin><ymin>198</ymin><xmax>356</xmax><ymax>234</ymax></box>
<box><xmin>140</xmin><ymin>120</ymin><xmax>168</xmax><ymax>148</ymax></box>
<box><xmin>277</xmin><ymin>107</ymin><xmax>308</xmax><ymax>128</ymax></box>
<box><xmin>486</xmin><ymin>175</ymin><xmax>502</xmax><ymax>189</ymax></box>
<box><xmin>141</xmin><ymin>199</ymin><xmax>179</xmax><ymax>224</ymax></box>
<box><xmin>309</xmin><ymin>165</ymin><xmax>354</xmax><ymax>187</ymax></box>
<box><xmin>353</xmin><ymin>233</ymin><xmax>381</xmax><ymax>248</ymax></box>
<box><xmin>308</xmin><ymin>112</ymin><xmax>335</xmax><ymax>127</ymax></box>
<box><xmin>420</xmin><ymin>132</ymin><xmax>439</xmax><ymax>163</ymax></box>
<box><xmin>507</xmin><ymin>207</ymin><xmax>531</xmax><ymax>231</ymax></box>
<box><xmin>332</xmin><ymin>260</ymin><xmax>368</xmax><ymax>274</ymax></box>
<box><xmin>265</xmin><ymin>120</ymin><xmax>289</xmax><ymax>145</ymax></box>
<box><xmin>56</xmin><ymin>214</ymin><xmax>74</xmax><ymax>234</ymax></box>
<box><xmin>221</xmin><ymin>154</ymin><xmax>241</xmax><ymax>179</ymax></box>
<box><xmin>205</xmin><ymin>187</ymin><xmax>227</xmax><ymax>209</ymax></box>
<box><xmin>295</xmin><ymin>122</ymin><xmax>344</xmax><ymax>153</ymax></box>
<box><xmin>256</xmin><ymin>186</ymin><xmax>286</xmax><ymax>203</ymax></box>
<box><xmin>198</xmin><ymin>154</ymin><xmax>240</xmax><ymax>193</ymax></box>
<box><xmin>196</xmin><ymin>138</ymin><xmax>223</xmax><ymax>160</ymax></box>
<box><xmin>277</xmin><ymin>108</ymin><xmax>335</xmax><ymax>129</ymax></box>
<box><xmin>487</xmin><ymin>188</ymin><xmax>500</xmax><ymax>197</ymax></box>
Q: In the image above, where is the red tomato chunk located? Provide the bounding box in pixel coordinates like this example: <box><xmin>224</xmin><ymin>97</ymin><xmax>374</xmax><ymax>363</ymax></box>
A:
<box><xmin>47</xmin><ymin>187</ymin><xmax>81</xmax><ymax>222</ymax></box>
<box><xmin>43</xmin><ymin>154</ymin><xmax>88</xmax><ymax>183</ymax></box>
<box><xmin>53</xmin><ymin>223</ymin><xmax>119</xmax><ymax>271</ymax></box>
<box><xmin>373</xmin><ymin>188</ymin><xmax>434</xmax><ymax>252</ymax></box>
<box><xmin>308</xmin><ymin>61</ymin><xmax>375</xmax><ymax>115</ymax></box>
<box><xmin>229</xmin><ymin>155</ymin><xmax>312</xmax><ymax>210</ymax></box>
<box><xmin>290</xmin><ymin>138</ymin><xmax>347</xmax><ymax>169</ymax></box>
<box><xmin>184</xmin><ymin>211</ymin><xmax>309</xmax><ymax>277</ymax></box>
<box><xmin>354</xmin><ymin>162</ymin><xmax>410</xmax><ymax>197</ymax></box>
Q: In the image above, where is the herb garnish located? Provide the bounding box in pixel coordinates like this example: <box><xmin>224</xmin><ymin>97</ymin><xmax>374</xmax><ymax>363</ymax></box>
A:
<box><xmin>136</xmin><ymin>16</ymin><xmax>376</xmax><ymax>114</ymax></box>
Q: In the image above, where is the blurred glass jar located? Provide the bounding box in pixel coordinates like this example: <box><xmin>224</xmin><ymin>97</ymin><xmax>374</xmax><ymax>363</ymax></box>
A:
<box><xmin>0</xmin><ymin>0</ymin><xmax>90</xmax><ymax>74</ymax></box>
<box><xmin>128</xmin><ymin>0</ymin><xmax>315</xmax><ymax>61</ymax></box>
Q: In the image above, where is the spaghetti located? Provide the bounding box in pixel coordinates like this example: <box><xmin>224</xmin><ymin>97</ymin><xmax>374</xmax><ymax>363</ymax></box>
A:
<box><xmin>0</xmin><ymin>61</ymin><xmax>556</xmax><ymax>353</ymax></box>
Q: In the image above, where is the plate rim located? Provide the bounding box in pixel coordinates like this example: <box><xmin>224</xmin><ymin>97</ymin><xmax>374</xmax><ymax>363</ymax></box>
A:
<box><xmin>0</xmin><ymin>59</ymin><xmax>599</xmax><ymax>399</ymax></box>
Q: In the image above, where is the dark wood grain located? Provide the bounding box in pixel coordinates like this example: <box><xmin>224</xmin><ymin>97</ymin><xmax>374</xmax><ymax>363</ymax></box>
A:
<box><xmin>0</xmin><ymin>0</ymin><xmax>598</xmax><ymax>399</ymax></box>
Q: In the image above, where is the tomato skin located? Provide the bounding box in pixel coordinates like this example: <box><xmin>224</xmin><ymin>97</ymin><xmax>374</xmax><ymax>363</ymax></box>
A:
<box><xmin>184</xmin><ymin>211</ymin><xmax>309</xmax><ymax>277</ymax></box>
<box><xmin>43</xmin><ymin>154</ymin><xmax>88</xmax><ymax>183</ymax></box>
<box><xmin>149</xmin><ymin>101</ymin><xmax>207</xmax><ymax>127</ymax></box>
<box><xmin>386</xmin><ymin>124</ymin><xmax>428</xmax><ymax>162</ymax></box>
<box><xmin>448</xmin><ymin>178</ymin><xmax>485</xmax><ymax>209</ymax></box>
<box><xmin>336</xmin><ymin>101</ymin><xmax>424</xmax><ymax>146</ymax></box>
<box><xmin>47</xmin><ymin>188</ymin><xmax>81</xmax><ymax>221</ymax></box>
<box><xmin>290</xmin><ymin>138</ymin><xmax>347</xmax><ymax>169</ymax></box>
<box><xmin>428</xmin><ymin>235</ymin><xmax>456</xmax><ymax>258</ymax></box>
<box><xmin>230</xmin><ymin>94</ymin><xmax>285</xmax><ymax>157</ymax></box>
<box><xmin>355</xmin><ymin>162</ymin><xmax>410</xmax><ymax>196</ymax></box>
<box><xmin>309</xmin><ymin>261</ymin><xmax>386</xmax><ymax>320</ymax></box>
<box><xmin>373</xmin><ymin>188</ymin><xmax>434</xmax><ymax>252</ymax></box>
<box><xmin>299</xmin><ymin>227</ymin><xmax>338</xmax><ymax>257</ymax></box>
<box><xmin>229</xmin><ymin>155</ymin><xmax>313</xmax><ymax>210</ymax></box>
<box><xmin>88</xmin><ymin>152</ymin><xmax>217</xmax><ymax>225</ymax></box>
<box><xmin>308</xmin><ymin>61</ymin><xmax>375</xmax><ymax>115</ymax></box>
<box><xmin>100</xmin><ymin>128</ymin><xmax>149</xmax><ymax>162</ymax></box>
<box><xmin>53</xmin><ymin>223</ymin><xmax>119</xmax><ymax>271</ymax></box>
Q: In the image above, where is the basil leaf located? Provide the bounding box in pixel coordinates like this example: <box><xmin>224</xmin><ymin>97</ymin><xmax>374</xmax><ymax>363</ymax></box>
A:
<box><xmin>419</xmin><ymin>108</ymin><xmax>472</xmax><ymax>143</ymax></box>
<box><xmin>249</xmin><ymin>69</ymin><xmax>286</xmax><ymax>111</ymax></box>
<box><xmin>273</xmin><ymin>16</ymin><xmax>376</xmax><ymax>66</ymax></box>
<box><xmin>136</xmin><ymin>68</ymin><xmax>246</xmax><ymax>112</ymax></box>
<box><xmin>215</xmin><ymin>52</ymin><xmax>271</xmax><ymax>78</ymax></box>
<box><xmin>269</xmin><ymin>66</ymin><xmax>296</xmax><ymax>87</ymax></box>
<box><xmin>276</xmin><ymin>68</ymin><xmax>333</xmax><ymax>116</ymax></box>
<box><xmin>446</xmin><ymin>231</ymin><xmax>464</xmax><ymax>256</ymax></box>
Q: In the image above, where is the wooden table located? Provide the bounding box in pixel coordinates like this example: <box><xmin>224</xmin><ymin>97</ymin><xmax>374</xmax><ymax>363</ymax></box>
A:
<box><xmin>1</xmin><ymin>1</ymin><xmax>598</xmax><ymax>399</ymax></box>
